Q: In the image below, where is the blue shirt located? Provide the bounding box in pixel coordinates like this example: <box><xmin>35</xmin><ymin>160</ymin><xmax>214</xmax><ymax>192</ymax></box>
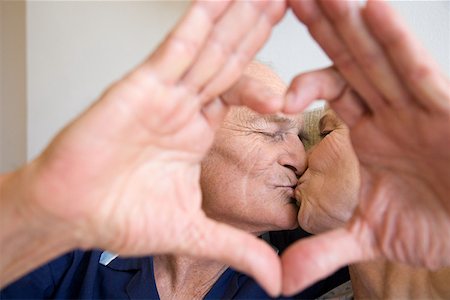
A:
<box><xmin>1</xmin><ymin>230</ymin><xmax>349</xmax><ymax>299</ymax></box>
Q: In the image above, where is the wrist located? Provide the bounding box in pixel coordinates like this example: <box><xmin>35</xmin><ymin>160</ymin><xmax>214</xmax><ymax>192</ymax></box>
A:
<box><xmin>0</xmin><ymin>164</ymin><xmax>81</xmax><ymax>287</ymax></box>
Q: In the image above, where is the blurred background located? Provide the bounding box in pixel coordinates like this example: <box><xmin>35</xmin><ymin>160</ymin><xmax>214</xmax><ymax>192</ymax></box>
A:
<box><xmin>1</xmin><ymin>0</ymin><xmax>449</xmax><ymax>172</ymax></box>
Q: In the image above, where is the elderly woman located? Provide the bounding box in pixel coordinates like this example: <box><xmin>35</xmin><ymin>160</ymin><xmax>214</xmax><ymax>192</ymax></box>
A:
<box><xmin>293</xmin><ymin>108</ymin><xmax>450</xmax><ymax>299</ymax></box>
<box><xmin>1</xmin><ymin>63</ymin><xmax>348</xmax><ymax>299</ymax></box>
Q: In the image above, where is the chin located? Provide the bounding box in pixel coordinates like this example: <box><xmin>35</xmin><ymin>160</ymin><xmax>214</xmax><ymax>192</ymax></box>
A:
<box><xmin>297</xmin><ymin>207</ymin><xmax>313</xmax><ymax>233</ymax></box>
<box><xmin>297</xmin><ymin>209</ymin><xmax>324</xmax><ymax>234</ymax></box>
<box><xmin>271</xmin><ymin>206</ymin><xmax>299</xmax><ymax>230</ymax></box>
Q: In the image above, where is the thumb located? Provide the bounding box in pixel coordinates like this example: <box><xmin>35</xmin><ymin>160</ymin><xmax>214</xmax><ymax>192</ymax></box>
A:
<box><xmin>221</xmin><ymin>75</ymin><xmax>284</xmax><ymax>114</ymax></box>
<box><xmin>283</xmin><ymin>67</ymin><xmax>367</xmax><ymax>128</ymax></box>
<box><xmin>281</xmin><ymin>228</ymin><xmax>369</xmax><ymax>296</ymax></box>
<box><xmin>184</xmin><ymin>217</ymin><xmax>282</xmax><ymax>297</ymax></box>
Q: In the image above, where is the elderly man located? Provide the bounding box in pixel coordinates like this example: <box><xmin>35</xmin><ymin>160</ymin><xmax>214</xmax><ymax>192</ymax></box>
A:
<box><xmin>1</xmin><ymin>62</ymin><xmax>349</xmax><ymax>299</ymax></box>
<box><xmin>0</xmin><ymin>1</ymin><xmax>287</xmax><ymax>293</ymax></box>
<box><xmin>1</xmin><ymin>0</ymin><xmax>450</xmax><ymax>296</ymax></box>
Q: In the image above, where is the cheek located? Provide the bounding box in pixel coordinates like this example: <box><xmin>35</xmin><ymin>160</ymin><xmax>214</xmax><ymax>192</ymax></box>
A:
<box><xmin>297</xmin><ymin>201</ymin><xmax>315</xmax><ymax>234</ymax></box>
<box><xmin>296</xmin><ymin>175</ymin><xmax>327</xmax><ymax>233</ymax></box>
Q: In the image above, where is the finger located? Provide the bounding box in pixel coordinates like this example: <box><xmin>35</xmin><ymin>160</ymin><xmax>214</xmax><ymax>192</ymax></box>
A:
<box><xmin>318</xmin><ymin>0</ymin><xmax>412</xmax><ymax>109</ymax></box>
<box><xmin>201</xmin><ymin>97</ymin><xmax>230</xmax><ymax>131</ymax></box>
<box><xmin>138</xmin><ymin>1</ymin><xmax>232</xmax><ymax>83</ymax></box>
<box><xmin>281</xmin><ymin>228</ymin><xmax>366</xmax><ymax>296</ymax></box>
<box><xmin>180</xmin><ymin>1</ymin><xmax>268</xmax><ymax>91</ymax></box>
<box><xmin>288</xmin><ymin>0</ymin><xmax>386</xmax><ymax>112</ymax></box>
<box><xmin>363</xmin><ymin>0</ymin><xmax>450</xmax><ymax>111</ymax></box>
<box><xmin>284</xmin><ymin>67</ymin><xmax>369</xmax><ymax>128</ymax></box>
<box><xmin>221</xmin><ymin>74</ymin><xmax>284</xmax><ymax>114</ymax></box>
<box><xmin>199</xmin><ymin>0</ymin><xmax>287</xmax><ymax>108</ymax></box>
<box><xmin>184</xmin><ymin>217</ymin><xmax>282</xmax><ymax>297</ymax></box>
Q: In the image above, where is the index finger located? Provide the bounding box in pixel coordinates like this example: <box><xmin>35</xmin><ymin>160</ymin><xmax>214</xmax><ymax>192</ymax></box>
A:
<box><xmin>139</xmin><ymin>1</ymin><xmax>232</xmax><ymax>83</ymax></box>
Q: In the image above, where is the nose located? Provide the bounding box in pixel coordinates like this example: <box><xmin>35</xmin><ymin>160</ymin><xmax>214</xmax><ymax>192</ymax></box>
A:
<box><xmin>278</xmin><ymin>134</ymin><xmax>307</xmax><ymax>178</ymax></box>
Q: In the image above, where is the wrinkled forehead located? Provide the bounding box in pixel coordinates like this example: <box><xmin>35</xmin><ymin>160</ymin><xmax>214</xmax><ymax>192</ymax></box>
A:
<box><xmin>227</xmin><ymin>106</ymin><xmax>304</xmax><ymax>129</ymax></box>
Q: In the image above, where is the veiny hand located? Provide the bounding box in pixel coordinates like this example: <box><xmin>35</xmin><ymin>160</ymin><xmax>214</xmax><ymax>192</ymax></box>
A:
<box><xmin>282</xmin><ymin>0</ymin><xmax>450</xmax><ymax>295</ymax></box>
<box><xmin>1</xmin><ymin>0</ymin><xmax>286</xmax><ymax>294</ymax></box>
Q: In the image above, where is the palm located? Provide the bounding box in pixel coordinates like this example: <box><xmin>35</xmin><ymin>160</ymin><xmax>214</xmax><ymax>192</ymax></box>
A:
<box><xmin>40</xmin><ymin>79</ymin><xmax>217</xmax><ymax>254</ymax></box>
<box><xmin>282</xmin><ymin>0</ymin><xmax>450</xmax><ymax>294</ymax></box>
<box><xmin>24</xmin><ymin>1</ymin><xmax>288</xmax><ymax>296</ymax></box>
<box><xmin>349</xmin><ymin>108</ymin><xmax>450</xmax><ymax>266</ymax></box>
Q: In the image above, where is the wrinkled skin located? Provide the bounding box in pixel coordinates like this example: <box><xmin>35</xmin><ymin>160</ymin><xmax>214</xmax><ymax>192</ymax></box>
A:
<box><xmin>296</xmin><ymin>109</ymin><xmax>359</xmax><ymax>234</ymax></box>
<box><xmin>202</xmin><ymin>63</ymin><xmax>307</xmax><ymax>234</ymax></box>
<box><xmin>153</xmin><ymin>62</ymin><xmax>306</xmax><ymax>299</ymax></box>
<box><xmin>282</xmin><ymin>0</ymin><xmax>450</xmax><ymax>295</ymax></box>
<box><xmin>202</xmin><ymin>107</ymin><xmax>306</xmax><ymax>233</ymax></box>
<box><xmin>153</xmin><ymin>63</ymin><xmax>308</xmax><ymax>300</ymax></box>
<box><xmin>299</xmin><ymin>110</ymin><xmax>450</xmax><ymax>300</ymax></box>
<box><xmin>0</xmin><ymin>1</ymin><xmax>288</xmax><ymax>294</ymax></box>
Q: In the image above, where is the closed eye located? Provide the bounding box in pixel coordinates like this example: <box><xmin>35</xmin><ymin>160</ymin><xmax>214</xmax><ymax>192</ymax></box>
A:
<box><xmin>256</xmin><ymin>131</ymin><xmax>284</xmax><ymax>142</ymax></box>
<box><xmin>320</xmin><ymin>130</ymin><xmax>332</xmax><ymax>139</ymax></box>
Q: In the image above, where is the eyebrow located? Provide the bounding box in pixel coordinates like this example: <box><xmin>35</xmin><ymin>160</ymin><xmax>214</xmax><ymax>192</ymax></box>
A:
<box><xmin>245</xmin><ymin>113</ymin><xmax>303</xmax><ymax>130</ymax></box>
<box><xmin>264</xmin><ymin>114</ymin><xmax>302</xmax><ymax>128</ymax></box>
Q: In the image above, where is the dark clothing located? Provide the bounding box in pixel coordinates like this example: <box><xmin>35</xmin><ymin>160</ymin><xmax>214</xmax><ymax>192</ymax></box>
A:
<box><xmin>1</xmin><ymin>229</ymin><xmax>349</xmax><ymax>299</ymax></box>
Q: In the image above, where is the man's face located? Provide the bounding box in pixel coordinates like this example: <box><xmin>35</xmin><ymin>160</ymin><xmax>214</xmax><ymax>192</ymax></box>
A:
<box><xmin>201</xmin><ymin>64</ymin><xmax>307</xmax><ymax>234</ymax></box>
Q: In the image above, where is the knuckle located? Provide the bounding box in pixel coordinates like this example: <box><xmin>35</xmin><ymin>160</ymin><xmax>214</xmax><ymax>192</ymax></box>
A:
<box><xmin>330</xmin><ymin>49</ymin><xmax>356</xmax><ymax>72</ymax></box>
<box><xmin>408</xmin><ymin>65</ymin><xmax>433</xmax><ymax>84</ymax></box>
<box><xmin>249</xmin><ymin>0</ymin><xmax>269</xmax><ymax>12</ymax></box>
<box><xmin>359</xmin><ymin>50</ymin><xmax>384</xmax><ymax>71</ymax></box>
<box><xmin>208</xmin><ymin>35</ymin><xmax>234</xmax><ymax>59</ymax></box>
<box><xmin>166</xmin><ymin>33</ymin><xmax>200</xmax><ymax>59</ymax></box>
<box><xmin>233</xmin><ymin>50</ymin><xmax>251</xmax><ymax>69</ymax></box>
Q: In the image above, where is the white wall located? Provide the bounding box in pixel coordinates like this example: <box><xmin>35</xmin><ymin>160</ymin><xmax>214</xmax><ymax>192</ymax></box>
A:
<box><xmin>0</xmin><ymin>1</ymin><xmax>27</xmax><ymax>172</ymax></box>
<box><xmin>26</xmin><ymin>1</ymin><xmax>188</xmax><ymax>160</ymax></box>
<box><xmin>256</xmin><ymin>0</ymin><xmax>449</xmax><ymax>116</ymax></box>
<box><xmin>257</xmin><ymin>1</ymin><xmax>450</xmax><ymax>83</ymax></box>
<box><xmin>0</xmin><ymin>1</ymin><xmax>448</xmax><ymax>166</ymax></box>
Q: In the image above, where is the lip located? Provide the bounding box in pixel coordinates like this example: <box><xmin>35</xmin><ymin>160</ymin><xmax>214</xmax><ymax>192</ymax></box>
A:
<box><xmin>276</xmin><ymin>185</ymin><xmax>296</xmax><ymax>197</ymax></box>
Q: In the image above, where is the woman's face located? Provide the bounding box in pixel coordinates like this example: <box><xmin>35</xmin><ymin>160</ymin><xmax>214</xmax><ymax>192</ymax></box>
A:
<box><xmin>200</xmin><ymin>64</ymin><xmax>307</xmax><ymax>234</ymax></box>
<box><xmin>296</xmin><ymin>110</ymin><xmax>360</xmax><ymax>234</ymax></box>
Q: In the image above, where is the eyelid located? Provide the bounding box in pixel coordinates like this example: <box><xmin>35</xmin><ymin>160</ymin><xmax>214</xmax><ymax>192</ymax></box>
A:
<box><xmin>298</xmin><ymin>131</ymin><xmax>309</xmax><ymax>142</ymax></box>
<box><xmin>256</xmin><ymin>130</ymin><xmax>285</xmax><ymax>142</ymax></box>
<box><xmin>320</xmin><ymin>130</ymin><xmax>332</xmax><ymax>138</ymax></box>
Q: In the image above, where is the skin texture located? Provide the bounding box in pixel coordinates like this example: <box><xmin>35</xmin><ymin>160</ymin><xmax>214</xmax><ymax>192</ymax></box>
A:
<box><xmin>202</xmin><ymin>106</ymin><xmax>305</xmax><ymax>233</ymax></box>
<box><xmin>1</xmin><ymin>0</ymin><xmax>449</xmax><ymax>295</ymax></box>
<box><xmin>154</xmin><ymin>62</ymin><xmax>307</xmax><ymax>299</ymax></box>
<box><xmin>0</xmin><ymin>1</ymin><xmax>288</xmax><ymax>295</ymax></box>
<box><xmin>202</xmin><ymin>62</ymin><xmax>307</xmax><ymax>233</ymax></box>
<box><xmin>282</xmin><ymin>0</ymin><xmax>450</xmax><ymax>295</ymax></box>
<box><xmin>299</xmin><ymin>109</ymin><xmax>450</xmax><ymax>299</ymax></box>
<box><xmin>296</xmin><ymin>109</ymin><xmax>359</xmax><ymax>234</ymax></box>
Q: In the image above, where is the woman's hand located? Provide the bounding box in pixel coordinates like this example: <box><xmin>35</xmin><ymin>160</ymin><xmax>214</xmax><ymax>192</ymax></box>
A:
<box><xmin>282</xmin><ymin>0</ymin><xmax>450</xmax><ymax>295</ymax></box>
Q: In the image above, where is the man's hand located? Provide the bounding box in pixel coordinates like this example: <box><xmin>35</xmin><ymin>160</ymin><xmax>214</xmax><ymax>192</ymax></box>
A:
<box><xmin>282</xmin><ymin>0</ymin><xmax>450</xmax><ymax>295</ymax></box>
<box><xmin>0</xmin><ymin>1</ymin><xmax>286</xmax><ymax>294</ymax></box>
